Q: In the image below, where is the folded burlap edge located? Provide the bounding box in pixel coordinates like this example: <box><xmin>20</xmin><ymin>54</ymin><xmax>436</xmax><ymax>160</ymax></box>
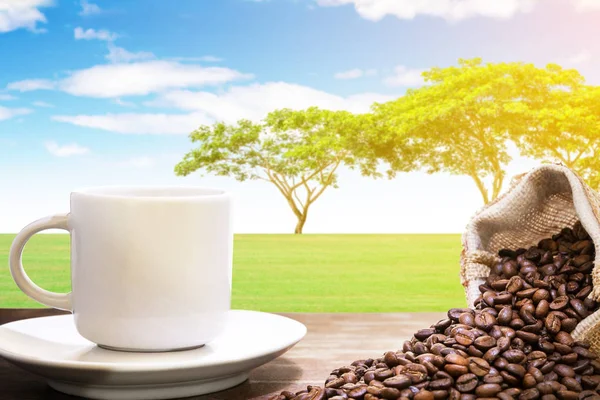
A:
<box><xmin>458</xmin><ymin>164</ymin><xmax>600</xmax><ymax>349</ymax></box>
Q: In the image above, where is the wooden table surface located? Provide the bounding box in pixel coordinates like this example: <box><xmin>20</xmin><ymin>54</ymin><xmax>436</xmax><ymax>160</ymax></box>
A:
<box><xmin>0</xmin><ymin>308</ymin><xmax>447</xmax><ymax>400</ymax></box>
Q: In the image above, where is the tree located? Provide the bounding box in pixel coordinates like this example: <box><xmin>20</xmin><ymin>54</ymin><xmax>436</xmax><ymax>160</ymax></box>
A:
<box><xmin>370</xmin><ymin>58</ymin><xmax>582</xmax><ymax>204</ymax></box>
<box><xmin>175</xmin><ymin>107</ymin><xmax>370</xmax><ymax>234</ymax></box>
<box><xmin>511</xmin><ymin>85</ymin><xmax>600</xmax><ymax>189</ymax></box>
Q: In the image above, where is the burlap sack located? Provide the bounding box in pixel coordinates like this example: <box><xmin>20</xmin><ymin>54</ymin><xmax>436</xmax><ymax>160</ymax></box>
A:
<box><xmin>460</xmin><ymin>164</ymin><xmax>600</xmax><ymax>353</ymax></box>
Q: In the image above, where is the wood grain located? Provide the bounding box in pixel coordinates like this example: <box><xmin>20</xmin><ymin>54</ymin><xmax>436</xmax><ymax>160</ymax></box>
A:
<box><xmin>0</xmin><ymin>309</ymin><xmax>446</xmax><ymax>400</ymax></box>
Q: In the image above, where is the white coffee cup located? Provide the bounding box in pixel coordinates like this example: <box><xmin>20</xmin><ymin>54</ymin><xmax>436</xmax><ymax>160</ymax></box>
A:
<box><xmin>9</xmin><ymin>186</ymin><xmax>233</xmax><ymax>352</ymax></box>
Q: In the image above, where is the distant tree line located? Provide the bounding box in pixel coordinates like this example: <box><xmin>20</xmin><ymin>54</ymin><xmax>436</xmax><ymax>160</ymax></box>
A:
<box><xmin>176</xmin><ymin>58</ymin><xmax>600</xmax><ymax>234</ymax></box>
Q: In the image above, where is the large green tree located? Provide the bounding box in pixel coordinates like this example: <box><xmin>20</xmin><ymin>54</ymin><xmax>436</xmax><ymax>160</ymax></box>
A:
<box><xmin>510</xmin><ymin>84</ymin><xmax>600</xmax><ymax>189</ymax></box>
<box><xmin>176</xmin><ymin>107</ymin><xmax>387</xmax><ymax>234</ymax></box>
<box><xmin>370</xmin><ymin>58</ymin><xmax>582</xmax><ymax>204</ymax></box>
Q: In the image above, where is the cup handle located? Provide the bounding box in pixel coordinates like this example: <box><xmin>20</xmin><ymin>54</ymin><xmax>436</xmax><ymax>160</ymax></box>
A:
<box><xmin>9</xmin><ymin>213</ymin><xmax>72</xmax><ymax>311</ymax></box>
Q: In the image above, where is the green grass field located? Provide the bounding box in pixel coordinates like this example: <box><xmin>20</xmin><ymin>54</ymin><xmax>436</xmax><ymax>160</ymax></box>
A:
<box><xmin>0</xmin><ymin>234</ymin><xmax>465</xmax><ymax>312</ymax></box>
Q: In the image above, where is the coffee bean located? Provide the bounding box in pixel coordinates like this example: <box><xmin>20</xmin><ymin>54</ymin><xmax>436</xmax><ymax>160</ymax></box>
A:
<box><xmin>448</xmin><ymin>308</ymin><xmax>472</xmax><ymax>321</ymax></box>
<box><xmin>455</xmin><ymin>330</ymin><xmax>475</xmax><ymax>346</ymax></box>
<box><xmin>517</xmin><ymin>288</ymin><xmax>539</xmax><ymax>299</ymax></box>
<box><xmin>566</xmin><ymin>281</ymin><xmax>580</xmax><ymax>293</ymax></box>
<box><xmin>413</xmin><ymin>390</ymin><xmax>434</xmax><ymax>400</ymax></box>
<box><xmin>561</xmin><ymin>318</ymin><xmax>578</xmax><ymax>333</ymax></box>
<box><xmin>536</xmin><ymin>300</ymin><xmax>550</xmax><ymax>319</ymax></box>
<box><xmin>475</xmin><ymin>312</ymin><xmax>497</xmax><ymax>330</ymax></box>
<box><xmin>503</xmin><ymin>260</ymin><xmax>519</xmax><ymax>277</ymax></box>
<box><xmin>533</xmin><ymin>289</ymin><xmax>550</xmax><ymax>303</ymax></box>
<box><xmin>556</xmin><ymin>331</ymin><xmax>575</xmax><ymax>347</ymax></box>
<box><xmin>550</xmin><ymin>296</ymin><xmax>570</xmax><ymax>310</ymax></box>
<box><xmin>483</xmin><ymin>346</ymin><xmax>502</xmax><ymax>363</ymax></box>
<box><xmin>521</xmin><ymin>309</ymin><xmax>538</xmax><ymax>325</ymax></box>
<box><xmin>521</xmin><ymin>388</ymin><xmax>541</xmax><ymax>400</ymax></box>
<box><xmin>475</xmin><ymin>383</ymin><xmax>502</xmax><ymax>397</ymax></box>
<box><xmin>497</xmin><ymin>336</ymin><xmax>510</xmax><ymax>351</ymax></box>
<box><xmin>468</xmin><ymin>357</ymin><xmax>490</xmax><ymax>376</ymax></box>
<box><xmin>494</xmin><ymin>356</ymin><xmax>509</xmax><ymax>370</ymax></box>
<box><xmin>578</xmin><ymin>391</ymin><xmax>600</xmax><ymax>400</ymax></box>
<box><xmin>573</xmin><ymin>254</ymin><xmax>593</xmax><ymax>267</ymax></box>
<box><xmin>379</xmin><ymin>387</ymin><xmax>402</xmax><ymax>399</ymax></box>
<box><xmin>503</xmin><ymin>387</ymin><xmax>523</xmax><ymax>398</ymax></box>
<box><xmin>545</xmin><ymin>313</ymin><xmax>562</xmax><ymax>334</ymax></box>
<box><xmin>554</xmin><ymin>364</ymin><xmax>576</xmax><ymax>378</ymax></box>
<box><xmin>459</xmin><ymin>312</ymin><xmax>475</xmax><ymax>326</ymax></box>
<box><xmin>474</xmin><ymin>335</ymin><xmax>496</xmax><ymax>350</ymax></box>
<box><xmin>561</xmin><ymin>376</ymin><xmax>582</xmax><ymax>392</ymax></box>
<box><xmin>498</xmin><ymin>306</ymin><xmax>513</xmax><ymax>325</ymax></box>
<box><xmin>348</xmin><ymin>386</ymin><xmax>367</xmax><ymax>398</ymax></box>
<box><xmin>504</xmin><ymin>349</ymin><xmax>526</xmax><ymax>363</ymax></box>
<box><xmin>444</xmin><ymin>353</ymin><xmax>468</xmax><ymax>366</ymax></box>
<box><xmin>382</xmin><ymin>375</ymin><xmax>411</xmax><ymax>390</ymax></box>
<box><xmin>273</xmin><ymin>224</ymin><xmax>600</xmax><ymax>400</ymax></box>
<box><xmin>523</xmin><ymin>373</ymin><xmax>538</xmax><ymax>388</ymax></box>
<box><xmin>455</xmin><ymin>373</ymin><xmax>478</xmax><ymax>392</ymax></box>
<box><xmin>516</xmin><ymin>330</ymin><xmax>539</xmax><ymax>344</ymax></box>
<box><xmin>507</xmin><ymin>276</ymin><xmax>524</xmax><ymax>293</ymax></box>
<box><xmin>556</xmin><ymin>390</ymin><xmax>579</xmax><ymax>400</ymax></box>
<box><xmin>537</xmin><ymin>381</ymin><xmax>556</xmax><ymax>395</ymax></box>
<box><xmin>444</xmin><ymin>363</ymin><xmax>468</xmax><ymax>377</ymax></box>
<box><xmin>326</xmin><ymin>378</ymin><xmax>345</xmax><ymax>389</ymax></box>
<box><xmin>428</xmin><ymin>378</ymin><xmax>452</xmax><ymax>391</ymax></box>
<box><xmin>576</xmin><ymin>285</ymin><xmax>593</xmax><ymax>300</ymax></box>
<box><xmin>569</xmin><ymin>299</ymin><xmax>588</xmax><ymax>319</ymax></box>
<box><xmin>496</xmin><ymin>291</ymin><xmax>514</xmax><ymax>304</ymax></box>
<box><xmin>501</xmin><ymin>369</ymin><xmax>521</xmax><ymax>386</ymax></box>
<box><xmin>492</xmin><ymin>279</ymin><xmax>510</xmax><ymax>291</ymax></box>
<box><xmin>506</xmin><ymin>363</ymin><xmax>527</xmax><ymax>378</ymax></box>
<box><xmin>374</xmin><ymin>368</ymin><xmax>394</xmax><ymax>381</ymax></box>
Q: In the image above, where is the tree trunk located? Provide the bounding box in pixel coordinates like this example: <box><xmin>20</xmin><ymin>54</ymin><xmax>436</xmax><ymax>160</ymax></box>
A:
<box><xmin>294</xmin><ymin>214</ymin><xmax>307</xmax><ymax>234</ymax></box>
<box><xmin>491</xmin><ymin>169</ymin><xmax>505</xmax><ymax>202</ymax></box>
<box><xmin>469</xmin><ymin>174</ymin><xmax>490</xmax><ymax>205</ymax></box>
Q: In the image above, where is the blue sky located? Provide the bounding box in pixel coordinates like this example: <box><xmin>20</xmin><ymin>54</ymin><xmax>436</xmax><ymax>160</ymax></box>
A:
<box><xmin>1</xmin><ymin>0</ymin><xmax>599</xmax><ymax>233</ymax></box>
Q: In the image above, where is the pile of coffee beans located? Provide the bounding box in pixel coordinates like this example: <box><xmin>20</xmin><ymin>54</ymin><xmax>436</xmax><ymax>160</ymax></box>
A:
<box><xmin>269</xmin><ymin>222</ymin><xmax>600</xmax><ymax>400</ymax></box>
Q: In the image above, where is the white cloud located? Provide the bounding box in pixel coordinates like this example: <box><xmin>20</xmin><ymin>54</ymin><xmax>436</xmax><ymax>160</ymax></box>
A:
<box><xmin>52</xmin><ymin>112</ymin><xmax>209</xmax><ymax>135</ymax></box>
<box><xmin>7</xmin><ymin>60</ymin><xmax>250</xmax><ymax>98</ymax></box>
<box><xmin>59</xmin><ymin>61</ymin><xmax>252</xmax><ymax>98</ymax></box>
<box><xmin>117</xmin><ymin>156</ymin><xmax>156</xmax><ymax>168</ymax></box>
<box><xmin>113</xmin><ymin>98</ymin><xmax>136</xmax><ymax>107</ymax></box>
<box><xmin>0</xmin><ymin>94</ymin><xmax>16</xmax><ymax>100</ymax></box>
<box><xmin>106</xmin><ymin>44</ymin><xmax>155</xmax><ymax>63</ymax></box>
<box><xmin>157</xmin><ymin>82</ymin><xmax>394</xmax><ymax>122</ymax></box>
<box><xmin>0</xmin><ymin>0</ymin><xmax>52</xmax><ymax>33</ymax></box>
<box><xmin>565</xmin><ymin>49</ymin><xmax>592</xmax><ymax>65</ymax></box>
<box><xmin>74</xmin><ymin>27</ymin><xmax>117</xmax><ymax>41</ymax></box>
<box><xmin>334</xmin><ymin>68</ymin><xmax>378</xmax><ymax>79</ymax></box>
<box><xmin>45</xmin><ymin>141</ymin><xmax>90</xmax><ymax>157</ymax></box>
<box><xmin>383</xmin><ymin>66</ymin><xmax>425</xmax><ymax>87</ymax></box>
<box><xmin>575</xmin><ymin>0</ymin><xmax>600</xmax><ymax>9</ymax></box>
<box><xmin>53</xmin><ymin>82</ymin><xmax>395</xmax><ymax>134</ymax></box>
<box><xmin>170</xmin><ymin>56</ymin><xmax>223</xmax><ymax>62</ymax></box>
<box><xmin>6</xmin><ymin>79</ymin><xmax>55</xmax><ymax>92</ymax></box>
<box><xmin>315</xmin><ymin>0</ymin><xmax>536</xmax><ymax>21</ymax></box>
<box><xmin>32</xmin><ymin>101</ymin><xmax>53</xmax><ymax>107</ymax></box>
<box><xmin>79</xmin><ymin>0</ymin><xmax>101</xmax><ymax>16</ymax></box>
<box><xmin>0</xmin><ymin>106</ymin><xmax>31</xmax><ymax>121</ymax></box>
<box><xmin>334</xmin><ymin>68</ymin><xmax>364</xmax><ymax>80</ymax></box>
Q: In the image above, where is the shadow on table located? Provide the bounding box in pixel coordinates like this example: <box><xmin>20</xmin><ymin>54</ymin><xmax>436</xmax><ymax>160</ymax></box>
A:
<box><xmin>2</xmin><ymin>356</ymin><xmax>304</xmax><ymax>400</ymax></box>
<box><xmin>201</xmin><ymin>356</ymin><xmax>305</xmax><ymax>400</ymax></box>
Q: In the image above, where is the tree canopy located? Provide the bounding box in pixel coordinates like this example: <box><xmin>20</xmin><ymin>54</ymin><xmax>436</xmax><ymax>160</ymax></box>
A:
<box><xmin>370</xmin><ymin>58</ymin><xmax>584</xmax><ymax>204</ymax></box>
<box><xmin>511</xmin><ymin>84</ymin><xmax>600</xmax><ymax>189</ymax></box>
<box><xmin>175</xmin><ymin>107</ymin><xmax>378</xmax><ymax>234</ymax></box>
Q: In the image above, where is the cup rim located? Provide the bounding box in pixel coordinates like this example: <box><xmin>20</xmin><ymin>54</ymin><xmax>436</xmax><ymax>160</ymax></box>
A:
<box><xmin>71</xmin><ymin>185</ymin><xmax>230</xmax><ymax>200</ymax></box>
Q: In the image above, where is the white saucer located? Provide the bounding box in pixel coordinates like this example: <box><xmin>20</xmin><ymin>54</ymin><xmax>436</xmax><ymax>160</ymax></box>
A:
<box><xmin>0</xmin><ymin>310</ymin><xmax>306</xmax><ymax>400</ymax></box>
